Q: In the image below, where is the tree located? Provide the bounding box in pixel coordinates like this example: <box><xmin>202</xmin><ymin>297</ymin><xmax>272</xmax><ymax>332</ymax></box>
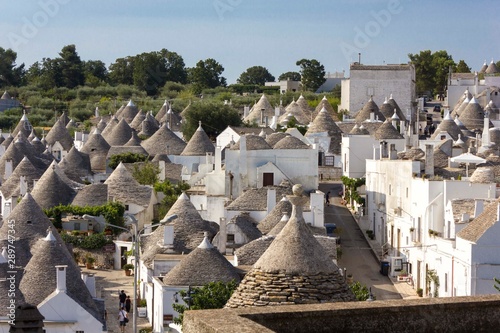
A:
<box><xmin>237</xmin><ymin>66</ymin><xmax>275</xmax><ymax>85</ymax></box>
<box><xmin>332</xmin><ymin>84</ymin><xmax>341</xmax><ymax>99</ymax></box>
<box><xmin>83</xmin><ymin>60</ymin><xmax>108</xmax><ymax>87</ymax></box>
<box><xmin>296</xmin><ymin>59</ymin><xmax>326</xmax><ymax>92</ymax></box>
<box><xmin>182</xmin><ymin>101</ymin><xmax>241</xmax><ymax>140</ymax></box>
<box><xmin>133</xmin><ymin>49</ymin><xmax>187</xmax><ymax>96</ymax></box>
<box><xmin>278</xmin><ymin>71</ymin><xmax>301</xmax><ymax>81</ymax></box>
<box><xmin>172</xmin><ymin>280</ymin><xmax>238</xmax><ymax>326</ymax></box>
<box><xmin>132</xmin><ymin>161</ymin><xmax>160</xmax><ymax>185</ymax></box>
<box><xmin>455</xmin><ymin>60</ymin><xmax>471</xmax><ymax>73</ymax></box>
<box><xmin>188</xmin><ymin>58</ymin><xmax>226</xmax><ymax>93</ymax></box>
<box><xmin>408</xmin><ymin>50</ymin><xmax>456</xmax><ymax>96</ymax></box>
<box><xmin>108</xmin><ymin>152</ymin><xmax>148</xmax><ymax>169</ymax></box>
<box><xmin>349</xmin><ymin>281</ymin><xmax>374</xmax><ymax>301</ymax></box>
<box><xmin>109</xmin><ymin>57</ymin><xmax>135</xmax><ymax>86</ymax></box>
<box><xmin>58</xmin><ymin>44</ymin><xmax>85</xmax><ymax>88</ymax></box>
<box><xmin>154</xmin><ymin>180</ymin><xmax>190</xmax><ymax>220</ymax></box>
<box><xmin>0</xmin><ymin>47</ymin><xmax>25</xmax><ymax>88</ymax></box>
<box><xmin>494</xmin><ymin>277</ymin><xmax>500</xmax><ymax>292</ymax></box>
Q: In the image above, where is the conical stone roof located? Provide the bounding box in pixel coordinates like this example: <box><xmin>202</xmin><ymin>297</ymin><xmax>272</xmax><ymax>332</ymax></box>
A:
<box><xmin>1</xmin><ymin>156</ymin><xmax>45</xmax><ymax>199</ymax></box>
<box><xmin>19</xmin><ymin>236</ymin><xmax>102</xmax><ymax>322</ymax></box>
<box><xmin>485</xmin><ymin>60</ymin><xmax>499</xmax><ymax>74</ymax></box>
<box><xmin>0</xmin><ymin>134</ymin><xmax>48</xmax><ymax>181</ymax></box>
<box><xmin>273</xmin><ymin>136</ymin><xmax>310</xmax><ymax>150</ymax></box>
<box><xmin>141</xmin><ymin>193</ymin><xmax>217</xmax><ymax>261</ymax></box>
<box><xmin>470</xmin><ymin>167</ymin><xmax>495</xmax><ymax>184</ymax></box>
<box><xmin>129</xmin><ymin>109</ymin><xmax>146</xmax><ymax>131</ymax></box>
<box><xmin>139</xmin><ymin>114</ymin><xmax>160</xmax><ymax>138</ymax></box>
<box><xmin>58</xmin><ymin>146</ymin><xmax>92</xmax><ymax>182</ymax></box>
<box><xmin>59</xmin><ymin>111</ymin><xmax>70</xmax><ymax>126</ymax></box>
<box><xmin>45</xmin><ymin>118</ymin><xmax>74</xmax><ymax>151</ymax></box>
<box><xmin>355</xmin><ymin>97</ymin><xmax>385</xmax><ymax>123</ymax></box>
<box><xmin>479</xmin><ymin>61</ymin><xmax>488</xmax><ymax>74</ymax></box>
<box><xmin>230</xmin><ymin>135</ymin><xmax>272</xmax><ymax>151</ymax></box>
<box><xmin>1</xmin><ymin>91</ymin><xmax>11</xmax><ymax>100</ymax></box>
<box><xmin>243</xmin><ymin>94</ymin><xmax>275</xmax><ymax>124</ymax></box>
<box><xmin>104</xmin><ymin>162</ymin><xmax>152</xmax><ymax>207</ymax></box>
<box><xmin>124</xmin><ymin>130</ymin><xmax>143</xmax><ymax>147</ymax></box>
<box><xmin>225</xmin><ymin>185</ymin><xmax>354</xmax><ymax>308</ymax></box>
<box><xmin>265</xmin><ymin>132</ymin><xmax>290</xmax><ymax>148</ymax></box>
<box><xmin>306</xmin><ymin>107</ymin><xmax>343</xmax><ymax>154</ymax></box>
<box><xmin>161</xmin><ymin>236</ymin><xmax>240</xmax><ymax>286</ymax></box>
<box><xmin>96</xmin><ymin>118</ymin><xmax>107</xmax><ymax>132</ymax></box>
<box><xmin>141</xmin><ymin>124</ymin><xmax>186</xmax><ymax>156</ymax></box>
<box><xmin>387</xmin><ymin>94</ymin><xmax>406</xmax><ymax>121</ymax></box>
<box><xmin>80</xmin><ymin>128</ymin><xmax>111</xmax><ymax>172</ymax></box>
<box><xmin>101</xmin><ymin>115</ymin><xmax>119</xmax><ymax>141</ymax></box>
<box><xmin>156</xmin><ymin>100</ymin><xmax>169</xmax><ymax>122</ymax></box>
<box><xmin>430</xmin><ymin>112</ymin><xmax>463</xmax><ymax>141</ymax></box>
<box><xmin>12</xmin><ymin>113</ymin><xmax>33</xmax><ymax>138</ymax></box>
<box><xmin>106</xmin><ymin>118</ymin><xmax>133</xmax><ymax>146</ymax></box>
<box><xmin>161</xmin><ymin>109</ymin><xmax>182</xmax><ymax>132</ymax></box>
<box><xmin>374</xmin><ymin>120</ymin><xmax>403</xmax><ymax>140</ymax></box>
<box><xmin>181</xmin><ymin>122</ymin><xmax>215</xmax><ymax>156</ymax></box>
<box><xmin>459</xmin><ymin>97</ymin><xmax>489</xmax><ymax>131</ymax></box>
<box><xmin>279</xmin><ymin>100</ymin><xmax>310</xmax><ymax>125</ymax></box>
<box><xmin>119</xmin><ymin>100</ymin><xmax>139</xmax><ymax>123</ymax></box>
<box><xmin>0</xmin><ymin>193</ymin><xmax>65</xmax><ymax>268</ymax></box>
<box><xmin>314</xmin><ymin>96</ymin><xmax>337</xmax><ymax>120</ymax></box>
<box><xmin>31</xmin><ymin>162</ymin><xmax>80</xmax><ymax>209</ymax></box>
<box><xmin>296</xmin><ymin>94</ymin><xmax>314</xmax><ymax>116</ymax></box>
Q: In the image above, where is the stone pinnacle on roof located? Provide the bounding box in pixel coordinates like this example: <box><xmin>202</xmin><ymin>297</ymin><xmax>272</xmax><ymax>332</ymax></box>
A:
<box><xmin>181</xmin><ymin>121</ymin><xmax>215</xmax><ymax>156</ymax></box>
<box><xmin>160</xmin><ymin>234</ymin><xmax>240</xmax><ymax>286</ymax></box>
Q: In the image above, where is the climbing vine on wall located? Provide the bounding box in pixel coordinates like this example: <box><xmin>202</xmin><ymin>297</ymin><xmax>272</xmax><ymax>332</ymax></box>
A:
<box><xmin>426</xmin><ymin>269</ymin><xmax>440</xmax><ymax>297</ymax></box>
<box><xmin>341</xmin><ymin>176</ymin><xmax>366</xmax><ymax>206</ymax></box>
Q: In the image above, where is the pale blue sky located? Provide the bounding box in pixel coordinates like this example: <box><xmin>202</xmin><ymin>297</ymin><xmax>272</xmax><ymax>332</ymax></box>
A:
<box><xmin>1</xmin><ymin>0</ymin><xmax>498</xmax><ymax>84</ymax></box>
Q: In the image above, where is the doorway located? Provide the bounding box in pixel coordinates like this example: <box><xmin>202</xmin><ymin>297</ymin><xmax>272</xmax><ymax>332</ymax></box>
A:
<box><xmin>263</xmin><ymin>173</ymin><xmax>274</xmax><ymax>186</ymax></box>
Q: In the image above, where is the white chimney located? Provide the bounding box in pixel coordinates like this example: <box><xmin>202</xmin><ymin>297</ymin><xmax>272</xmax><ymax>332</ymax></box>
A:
<box><xmin>474</xmin><ymin>200</ymin><xmax>484</xmax><ymax>218</ymax></box>
<box><xmin>218</xmin><ymin>217</ymin><xmax>227</xmax><ymax>254</ymax></box>
<box><xmin>19</xmin><ymin>175</ymin><xmax>27</xmax><ymax>196</ymax></box>
<box><xmin>159</xmin><ymin>160</ymin><xmax>166</xmax><ymax>181</ymax></box>
<box><xmin>275</xmin><ymin>107</ymin><xmax>280</xmax><ymax>117</ymax></box>
<box><xmin>425</xmin><ymin>144</ymin><xmax>434</xmax><ymax>176</ymax></box>
<box><xmin>482</xmin><ymin>115</ymin><xmax>491</xmax><ymax>148</ymax></box>
<box><xmin>5</xmin><ymin>159</ymin><xmax>12</xmax><ymax>179</ymax></box>
<box><xmin>55</xmin><ymin>265</ymin><xmax>68</xmax><ymax>293</ymax></box>
<box><xmin>369</xmin><ymin>111</ymin><xmax>375</xmax><ymax>122</ymax></box>
<box><xmin>267</xmin><ymin>188</ymin><xmax>276</xmax><ymax>214</ymax></box>
<box><xmin>81</xmin><ymin>272</ymin><xmax>96</xmax><ymax>297</ymax></box>
<box><xmin>243</xmin><ymin>106</ymin><xmax>250</xmax><ymax>118</ymax></box>
<box><xmin>215</xmin><ymin>146</ymin><xmax>222</xmax><ymax>172</ymax></box>
<box><xmin>389</xmin><ymin>144</ymin><xmax>397</xmax><ymax>160</ymax></box>
<box><xmin>163</xmin><ymin>225</ymin><xmax>174</xmax><ymax>247</ymax></box>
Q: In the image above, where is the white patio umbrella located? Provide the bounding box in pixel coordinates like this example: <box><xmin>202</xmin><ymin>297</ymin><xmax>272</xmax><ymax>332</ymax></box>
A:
<box><xmin>450</xmin><ymin>152</ymin><xmax>486</xmax><ymax>177</ymax></box>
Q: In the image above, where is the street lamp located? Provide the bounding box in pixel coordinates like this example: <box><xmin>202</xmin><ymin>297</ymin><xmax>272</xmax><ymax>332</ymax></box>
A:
<box><xmin>83</xmin><ymin>213</ymin><xmax>178</xmax><ymax>333</ymax></box>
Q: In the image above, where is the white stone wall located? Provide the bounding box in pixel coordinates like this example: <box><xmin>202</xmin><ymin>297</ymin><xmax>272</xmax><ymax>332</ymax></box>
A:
<box><xmin>341</xmin><ymin>65</ymin><xmax>415</xmax><ymax>115</ymax></box>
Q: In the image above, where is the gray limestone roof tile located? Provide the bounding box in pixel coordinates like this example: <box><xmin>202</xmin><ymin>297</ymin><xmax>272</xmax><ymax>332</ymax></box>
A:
<box><xmin>1</xmin><ymin>156</ymin><xmax>45</xmax><ymax>199</ymax></box>
<box><xmin>273</xmin><ymin>136</ymin><xmax>311</xmax><ymax>149</ymax></box>
<box><xmin>314</xmin><ymin>96</ymin><xmax>337</xmax><ymax>120</ymax></box>
<box><xmin>243</xmin><ymin>94</ymin><xmax>275</xmax><ymax>124</ymax></box>
<box><xmin>228</xmin><ymin>212</ymin><xmax>262</xmax><ymax>241</ymax></box>
<box><xmin>257</xmin><ymin>198</ymin><xmax>292</xmax><ymax>234</ymax></box>
<box><xmin>104</xmin><ymin>163</ymin><xmax>152</xmax><ymax>207</ymax></box>
<box><xmin>129</xmin><ymin>109</ymin><xmax>146</xmax><ymax>131</ymax></box>
<box><xmin>161</xmin><ymin>237</ymin><xmax>240</xmax><ymax>286</ymax></box>
<box><xmin>279</xmin><ymin>100</ymin><xmax>311</xmax><ymax>125</ymax></box>
<box><xmin>80</xmin><ymin>129</ymin><xmax>111</xmax><ymax>173</ymax></box>
<box><xmin>470</xmin><ymin>167</ymin><xmax>495</xmax><ymax>183</ymax></box>
<box><xmin>181</xmin><ymin>124</ymin><xmax>215</xmax><ymax>156</ymax></box>
<box><xmin>31</xmin><ymin>162</ymin><xmax>82</xmax><ymax>209</ymax></box>
<box><xmin>374</xmin><ymin>120</ymin><xmax>404</xmax><ymax>140</ymax></box>
<box><xmin>265</xmin><ymin>132</ymin><xmax>290</xmax><ymax>147</ymax></box>
<box><xmin>354</xmin><ymin>97</ymin><xmax>385</xmax><ymax>123</ymax></box>
<box><xmin>58</xmin><ymin>146</ymin><xmax>92</xmax><ymax>182</ymax></box>
<box><xmin>71</xmin><ymin>183</ymin><xmax>108</xmax><ymax>207</ymax></box>
<box><xmin>155</xmin><ymin>100</ymin><xmax>169</xmax><ymax>122</ymax></box>
<box><xmin>45</xmin><ymin>118</ymin><xmax>74</xmax><ymax>151</ymax></box>
<box><xmin>141</xmin><ymin>124</ymin><xmax>186</xmax><ymax>156</ymax></box>
<box><xmin>101</xmin><ymin>115</ymin><xmax>119</xmax><ymax>141</ymax></box>
<box><xmin>119</xmin><ymin>100</ymin><xmax>139</xmax><ymax>123</ymax></box>
<box><xmin>106</xmin><ymin>118</ymin><xmax>133</xmax><ymax>146</ymax></box>
<box><xmin>12</xmin><ymin>114</ymin><xmax>33</xmax><ymax>138</ymax></box>
<box><xmin>230</xmin><ymin>135</ymin><xmax>272</xmax><ymax>150</ymax></box>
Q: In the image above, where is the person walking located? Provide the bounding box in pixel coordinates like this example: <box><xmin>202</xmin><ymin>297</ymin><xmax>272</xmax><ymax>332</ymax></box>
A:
<box><xmin>325</xmin><ymin>191</ymin><xmax>331</xmax><ymax>206</ymax></box>
<box><xmin>125</xmin><ymin>296</ymin><xmax>131</xmax><ymax>313</ymax></box>
<box><xmin>118</xmin><ymin>307</ymin><xmax>128</xmax><ymax>332</ymax></box>
<box><xmin>119</xmin><ymin>290</ymin><xmax>127</xmax><ymax>309</ymax></box>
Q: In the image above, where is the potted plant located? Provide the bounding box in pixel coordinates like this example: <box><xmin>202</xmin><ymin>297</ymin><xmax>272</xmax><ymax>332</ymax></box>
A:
<box><xmin>85</xmin><ymin>255</ymin><xmax>96</xmax><ymax>269</ymax></box>
<box><xmin>137</xmin><ymin>299</ymin><xmax>147</xmax><ymax>318</ymax></box>
<box><xmin>409</xmin><ymin>227</ymin><xmax>415</xmax><ymax>232</ymax></box>
<box><xmin>416</xmin><ymin>288</ymin><xmax>423</xmax><ymax>297</ymax></box>
<box><xmin>123</xmin><ymin>263</ymin><xmax>134</xmax><ymax>276</ymax></box>
<box><xmin>346</xmin><ymin>274</ymin><xmax>354</xmax><ymax>284</ymax></box>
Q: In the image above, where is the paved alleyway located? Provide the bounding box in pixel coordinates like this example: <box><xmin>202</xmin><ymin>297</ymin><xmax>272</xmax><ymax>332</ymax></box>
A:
<box><xmin>320</xmin><ymin>182</ymin><xmax>401</xmax><ymax>300</ymax></box>
<box><xmin>85</xmin><ymin>267</ymin><xmax>151</xmax><ymax>333</ymax></box>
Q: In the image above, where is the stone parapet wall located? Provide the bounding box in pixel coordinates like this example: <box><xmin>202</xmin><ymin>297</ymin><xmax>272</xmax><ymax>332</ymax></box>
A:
<box><xmin>185</xmin><ymin>295</ymin><xmax>500</xmax><ymax>333</ymax></box>
<box><xmin>318</xmin><ymin>166</ymin><xmax>342</xmax><ymax>181</ymax></box>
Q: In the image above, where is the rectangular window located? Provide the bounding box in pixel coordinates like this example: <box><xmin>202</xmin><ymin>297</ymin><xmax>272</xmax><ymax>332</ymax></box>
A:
<box><xmin>74</xmin><ymin>222</ymin><xmax>80</xmax><ymax>231</ymax></box>
<box><xmin>445</xmin><ymin>273</ymin><xmax>448</xmax><ymax>293</ymax></box>
<box><xmin>125</xmin><ymin>204</ymin><xmax>130</xmax><ymax>211</ymax></box>
<box><xmin>325</xmin><ymin>156</ymin><xmax>334</xmax><ymax>166</ymax></box>
<box><xmin>227</xmin><ymin>234</ymin><xmax>235</xmax><ymax>244</ymax></box>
